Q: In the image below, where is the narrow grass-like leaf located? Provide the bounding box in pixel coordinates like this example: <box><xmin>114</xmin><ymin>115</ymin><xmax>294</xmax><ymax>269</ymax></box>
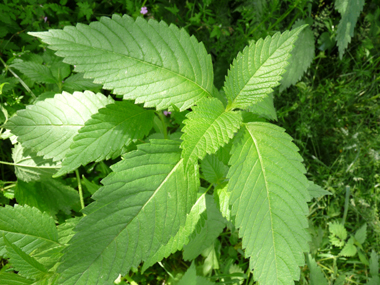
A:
<box><xmin>183</xmin><ymin>195</ymin><xmax>226</xmax><ymax>260</ymax></box>
<box><xmin>55</xmin><ymin>101</ymin><xmax>154</xmax><ymax>176</ymax></box>
<box><xmin>15</xmin><ymin>178</ymin><xmax>80</xmax><ymax>216</ymax></box>
<box><xmin>0</xmin><ymin>205</ymin><xmax>59</xmax><ymax>257</ymax></box>
<box><xmin>30</xmin><ymin>15</ymin><xmax>214</xmax><ymax>111</ymax></box>
<box><xmin>5</xmin><ymin>91</ymin><xmax>113</xmax><ymax>161</ymax></box>
<box><xmin>12</xmin><ymin>144</ymin><xmax>61</xmax><ymax>182</ymax></box>
<box><xmin>11</xmin><ymin>62</ymin><xmax>57</xmax><ymax>84</ymax></box>
<box><xmin>280</xmin><ymin>20</ymin><xmax>315</xmax><ymax>92</ymax></box>
<box><xmin>57</xmin><ymin>140</ymin><xmax>199</xmax><ymax>285</ymax></box>
<box><xmin>335</xmin><ymin>0</ymin><xmax>365</xmax><ymax>59</ymax></box>
<box><xmin>3</xmin><ymin>235</ymin><xmax>48</xmax><ymax>280</ymax></box>
<box><xmin>224</xmin><ymin>25</ymin><xmax>306</xmax><ymax>110</ymax></box>
<box><xmin>227</xmin><ymin>122</ymin><xmax>310</xmax><ymax>284</ymax></box>
<box><xmin>181</xmin><ymin>98</ymin><xmax>242</xmax><ymax>169</ymax></box>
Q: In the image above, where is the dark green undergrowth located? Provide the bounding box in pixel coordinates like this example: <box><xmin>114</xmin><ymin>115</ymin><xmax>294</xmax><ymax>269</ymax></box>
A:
<box><xmin>1</xmin><ymin>0</ymin><xmax>379</xmax><ymax>284</ymax></box>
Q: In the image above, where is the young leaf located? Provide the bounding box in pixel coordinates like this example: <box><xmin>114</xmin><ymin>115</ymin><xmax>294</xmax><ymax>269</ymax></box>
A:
<box><xmin>5</xmin><ymin>91</ymin><xmax>113</xmax><ymax>161</ymax></box>
<box><xmin>0</xmin><ymin>272</ymin><xmax>33</xmax><ymax>285</ymax></box>
<box><xmin>339</xmin><ymin>236</ymin><xmax>357</xmax><ymax>257</ymax></box>
<box><xmin>308</xmin><ymin>181</ymin><xmax>332</xmax><ymax>199</ymax></box>
<box><xmin>57</xmin><ymin>140</ymin><xmax>199</xmax><ymax>285</ymax></box>
<box><xmin>142</xmin><ymin>191</ymin><xmax>208</xmax><ymax>271</ymax></box>
<box><xmin>280</xmin><ymin>19</ymin><xmax>315</xmax><ymax>92</ymax></box>
<box><xmin>0</xmin><ymin>205</ymin><xmax>59</xmax><ymax>257</ymax></box>
<box><xmin>177</xmin><ymin>262</ymin><xmax>214</xmax><ymax>285</ymax></box>
<box><xmin>15</xmin><ymin>178</ymin><xmax>80</xmax><ymax>216</ymax></box>
<box><xmin>181</xmin><ymin>98</ymin><xmax>242</xmax><ymax>169</ymax></box>
<box><xmin>369</xmin><ymin>250</ymin><xmax>379</xmax><ymax>285</ymax></box>
<box><xmin>224</xmin><ymin>25</ymin><xmax>307</xmax><ymax>110</ymax></box>
<box><xmin>183</xmin><ymin>195</ymin><xmax>226</xmax><ymax>260</ymax></box>
<box><xmin>30</xmin><ymin>15</ymin><xmax>214</xmax><ymax>111</ymax></box>
<box><xmin>201</xmin><ymin>154</ymin><xmax>229</xmax><ymax>185</ymax></box>
<box><xmin>63</xmin><ymin>73</ymin><xmax>102</xmax><ymax>92</ymax></box>
<box><xmin>354</xmin><ymin>223</ymin><xmax>367</xmax><ymax>245</ymax></box>
<box><xmin>335</xmin><ymin>0</ymin><xmax>365</xmax><ymax>59</ymax></box>
<box><xmin>55</xmin><ymin>101</ymin><xmax>155</xmax><ymax>176</ymax></box>
<box><xmin>247</xmin><ymin>93</ymin><xmax>277</xmax><ymax>120</ymax></box>
<box><xmin>306</xmin><ymin>254</ymin><xmax>328</xmax><ymax>285</ymax></box>
<box><xmin>329</xmin><ymin>221</ymin><xmax>347</xmax><ymax>247</ymax></box>
<box><xmin>11</xmin><ymin>62</ymin><xmax>57</xmax><ymax>84</ymax></box>
<box><xmin>214</xmin><ymin>185</ymin><xmax>231</xmax><ymax>221</ymax></box>
<box><xmin>227</xmin><ymin>122</ymin><xmax>310</xmax><ymax>285</ymax></box>
<box><xmin>12</xmin><ymin>144</ymin><xmax>61</xmax><ymax>182</ymax></box>
<box><xmin>3</xmin><ymin>235</ymin><xmax>49</xmax><ymax>280</ymax></box>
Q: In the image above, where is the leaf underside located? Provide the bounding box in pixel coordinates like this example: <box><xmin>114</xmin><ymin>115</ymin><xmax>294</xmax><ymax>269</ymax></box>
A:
<box><xmin>57</xmin><ymin>140</ymin><xmax>199</xmax><ymax>285</ymax></box>
<box><xmin>181</xmin><ymin>98</ymin><xmax>242</xmax><ymax>169</ymax></box>
<box><xmin>30</xmin><ymin>15</ymin><xmax>214</xmax><ymax>111</ymax></box>
<box><xmin>227</xmin><ymin>122</ymin><xmax>310</xmax><ymax>285</ymax></box>
<box><xmin>224</xmin><ymin>25</ymin><xmax>306</xmax><ymax>110</ymax></box>
<box><xmin>5</xmin><ymin>91</ymin><xmax>113</xmax><ymax>161</ymax></box>
<box><xmin>56</xmin><ymin>100</ymin><xmax>155</xmax><ymax>176</ymax></box>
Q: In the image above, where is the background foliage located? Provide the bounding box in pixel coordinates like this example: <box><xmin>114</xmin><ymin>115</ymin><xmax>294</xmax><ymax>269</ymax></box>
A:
<box><xmin>0</xmin><ymin>0</ymin><xmax>379</xmax><ymax>284</ymax></box>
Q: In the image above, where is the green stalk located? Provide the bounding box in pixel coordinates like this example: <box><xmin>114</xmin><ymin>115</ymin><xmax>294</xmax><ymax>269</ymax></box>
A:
<box><xmin>75</xmin><ymin>170</ymin><xmax>85</xmax><ymax>214</ymax></box>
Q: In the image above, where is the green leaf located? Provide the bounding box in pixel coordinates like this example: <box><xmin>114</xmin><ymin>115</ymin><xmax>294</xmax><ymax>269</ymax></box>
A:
<box><xmin>308</xmin><ymin>181</ymin><xmax>332</xmax><ymax>199</ymax></box>
<box><xmin>12</xmin><ymin>144</ymin><xmax>61</xmax><ymax>182</ymax></box>
<box><xmin>30</xmin><ymin>15</ymin><xmax>214</xmax><ymax>111</ymax></box>
<box><xmin>339</xmin><ymin>236</ymin><xmax>357</xmax><ymax>257</ymax></box>
<box><xmin>181</xmin><ymin>98</ymin><xmax>242</xmax><ymax>169</ymax></box>
<box><xmin>57</xmin><ymin>217</ymin><xmax>82</xmax><ymax>246</ymax></box>
<box><xmin>335</xmin><ymin>0</ymin><xmax>365</xmax><ymax>59</ymax></box>
<box><xmin>55</xmin><ymin>101</ymin><xmax>154</xmax><ymax>176</ymax></box>
<box><xmin>0</xmin><ymin>272</ymin><xmax>33</xmax><ymax>285</ymax></box>
<box><xmin>0</xmin><ymin>205</ymin><xmax>59</xmax><ymax>258</ymax></box>
<box><xmin>354</xmin><ymin>223</ymin><xmax>367</xmax><ymax>245</ymax></box>
<box><xmin>247</xmin><ymin>93</ymin><xmax>277</xmax><ymax>120</ymax></box>
<box><xmin>177</xmin><ymin>262</ymin><xmax>214</xmax><ymax>285</ymax></box>
<box><xmin>227</xmin><ymin>122</ymin><xmax>310</xmax><ymax>284</ymax></box>
<box><xmin>280</xmin><ymin>19</ymin><xmax>315</xmax><ymax>92</ymax></box>
<box><xmin>5</xmin><ymin>91</ymin><xmax>113</xmax><ymax>161</ymax></box>
<box><xmin>15</xmin><ymin>178</ymin><xmax>80</xmax><ymax>216</ymax></box>
<box><xmin>3</xmin><ymin>235</ymin><xmax>48</xmax><ymax>280</ymax></box>
<box><xmin>201</xmin><ymin>154</ymin><xmax>229</xmax><ymax>185</ymax></box>
<box><xmin>57</xmin><ymin>140</ymin><xmax>199</xmax><ymax>284</ymax></box>
<box><xmin>142</xmin><ymin>191</ymin><xmax>208</xmax><ymax>271</ymax></box>
<box><xmin>183</xmin><ymin>195</ymin><xmax>226</xmax><ymax>260</ymax></box>
<box><xmin>11</xmin><ymin>62</ymin><xmax>57</xmax><ymax>84</ymax></box>
<box><xmin>329</xmin><ymin>222</ymin><xmax>347</xmax><ymax>247</ymax></box>
<box><xmin>214</xmin><ymin>185</ymin><xmax>231</xmax><ymax>220</ymax></box>
<box><xmin>224</xmin><ymin>25</ymin><xmax>307</xmax><ymax>110</ymax></box>
<box><xmin>63</xmin><ymin>73</ymin><xmax>102</xmax><ymax>92</ymax></box>
<box><xmin>306</xmin><ymin>254</ymin><xmax>328</xmax><ymax>285</ymax></box>
<box><xmin>370</xmin><ymin>250</ymin><xmax>379</xmax><ymax>277</ymax></box>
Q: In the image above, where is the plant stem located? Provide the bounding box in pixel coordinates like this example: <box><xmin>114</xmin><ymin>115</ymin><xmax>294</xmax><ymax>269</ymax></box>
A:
<box><xmin>341</xmin><ymin>186</ymin><xmax>350</xmax><ymax>226</ymax></box>
<box><xmin>156</xmin><ymin>111</ymin><xmax>168</xmax><ymax>139</ymax></box>
<box><xmin>75</xmin><ymin>170</ymin><xmax>85</xmax><ymax>213</ymax></box>
<box><xmin>0</xmin><ymin>57</ymin><xmax>36</xmax><ymax>99</ymax></box>
<box><xmin>124</xmin><ymin>275</ymin><xmax>138</xmax><ymax>285</ymax></box>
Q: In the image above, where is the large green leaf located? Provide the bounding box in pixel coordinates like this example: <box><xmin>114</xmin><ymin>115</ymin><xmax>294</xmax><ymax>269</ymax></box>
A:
<box><xmin>247</xmin><ymin>92</ymin><xmax>277</xmax><ymax>121</ymax></box>
<box><xmin>280</xmin><ymin>19</ymin><xmax>315</xmax><ymax>92</ymax></box>
<box><xmin>12</xmin><ymin>144</ymin><xmax>61</xmax><ymax>182</ymax></box>
<box><xmin>5</xmin><ymin>91</ymin><xmax>113</xmax><ymax>161</ymax></box>
<box><xmin>55</xmin><ymin>101</ymin><xmax>155</xmax><ymax>176</ymax></box>
<box><xmin>0</xmin><ymin>205</ymin><xmax>59</xmax><ymax>257</ymax></box>
<box><xmin>30</xmin><ymin>15</ymin><xmax>214</xmax><ymax>111</ymax></box>
<box><xmin>335</xmin><ymin>0</ymin><xmax>365</xmax><ymax>59</ymax></box>
<box><xmin>201</xmin><ymin>154</ymin><xmax>229</xmax><ymax>186</ymax></box>
<box><xmin>181</xmin><ymin>98</ymin><xmax>242</xmax><ymax>169</ymax></box>
<box><xmin>224</xmin><ymin>26</ymin><xmax>306</xmax><ymax>110</ymax></box>
<box><xmin>15</xmin><ymin>178</ymin><xmax>80</xmax><ymax>216</ymax></box>
<box><xmin>57</xmin><ymin>140</ymin><xmax>199</xmax><ymax>284</ymax></box>
<box><xmin>0</xmin><ymin>272</ymin><xmax>33</xmax><ymax>285</ymax></box>
<box><xmin>227</xmin><ymin>122</ymin><xmax>310</xmax><ymax>285</ymax></box>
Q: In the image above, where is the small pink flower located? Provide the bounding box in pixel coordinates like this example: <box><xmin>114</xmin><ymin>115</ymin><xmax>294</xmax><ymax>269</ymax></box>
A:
<box><xmin>140</xmin><ymin>6</ymin><xmax>148</xmax><ymax>15</ymax></box>
<box><xmin>163</xmin><ymin>111</ymin><xmax>171</xmax><ymax>116</ymax></box>
<box><xmin>44</xmin><ymin>17</ymin><xmax>48</xmax><ymax>23</ymax></box>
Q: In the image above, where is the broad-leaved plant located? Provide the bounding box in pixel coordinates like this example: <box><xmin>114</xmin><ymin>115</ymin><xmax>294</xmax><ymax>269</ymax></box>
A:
<box><xmin>1</xmin><ymin>14</ymin><xmax>318</xmax><ymax>285</ymax></box>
